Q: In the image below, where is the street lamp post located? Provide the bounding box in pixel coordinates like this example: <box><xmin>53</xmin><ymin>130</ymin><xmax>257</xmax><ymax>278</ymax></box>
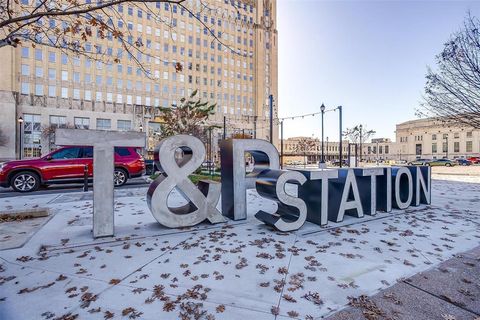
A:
<box><xmin>18</xmin><ymin>116</ymin><xmax>24</xmax><ymax>160</ymax></box>
<box><xmin>269</xmin><ymin>95</ymin><xmax>273</xmax><ymax>144</ymax></box>
<box><xmin>208</xmin><ymin>127</ymin><xmax>213</xmax><ymax>176</ymax></box>
<box><xmin>280</xmin><ymin>120</ymin><xmax>284</xmax><ymax>169</ymax></box>
<box><xmin>223</xmin><ymin>116</ymin><xmax>226</xmax><ymax>139</ymax></box>
<box><xmin>337</xmin><ymin>106</ymin><xmax>343</xmax><ymax>168</ymax></box>
<box><xmin>319</xmin><ymin>104</ymin><xmax>326</xmax><ymax>168</ymax></box>
<box><xmin>359</xmin><ymin>124</ymin><xmax>363</xmax><ymax>165</ymax></box>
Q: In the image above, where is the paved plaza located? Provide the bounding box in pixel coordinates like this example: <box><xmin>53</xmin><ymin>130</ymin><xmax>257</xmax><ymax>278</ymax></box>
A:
<box><xmin>0</xmin><ymin>172</ymin><xmax>479</xmax><ymax>319</ymax></box>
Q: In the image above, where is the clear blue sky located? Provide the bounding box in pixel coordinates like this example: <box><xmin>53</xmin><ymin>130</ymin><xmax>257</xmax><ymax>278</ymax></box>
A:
<box><xmin>278</xmin><ymin>0</ymin><xmax>480</xmax><ymax>141</ymax></box>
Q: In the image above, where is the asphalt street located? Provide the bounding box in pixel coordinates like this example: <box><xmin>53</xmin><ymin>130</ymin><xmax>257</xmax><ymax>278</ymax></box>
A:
<box><xmin>0</xmin><ymin>177</ymin><xmax>149</xmax><ymax>198</ymax></box>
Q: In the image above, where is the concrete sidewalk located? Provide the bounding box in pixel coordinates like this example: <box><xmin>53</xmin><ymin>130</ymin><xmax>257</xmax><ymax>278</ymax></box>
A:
<box><xmin>328</xmin><ymin>246</ymin><xmax>480</xmax><ymax>320</ymax></box>
<box><xmin>1</xmin><ymin>178</ymin><xmax>480</xmax><ymax>319</ymax></box>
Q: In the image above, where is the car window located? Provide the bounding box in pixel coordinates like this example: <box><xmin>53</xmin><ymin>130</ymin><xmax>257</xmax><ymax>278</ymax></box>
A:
<box><xmin>83</xmin><ymin>147</ymin><xmax>93</xmax><ymax>158</ymax></box>
<box><xmin>51</xmin><ymin>147</ymin><xmax>81</xmax><ymax>159</ymax></box>
<box><xmin>115</xmin><ymin>147</ymin><xmax>131</xmax><ymax>156</ymax></box>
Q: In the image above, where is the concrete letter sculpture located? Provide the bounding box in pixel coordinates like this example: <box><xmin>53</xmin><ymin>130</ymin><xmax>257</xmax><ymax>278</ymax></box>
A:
<box><xmin>147</xmin><ymin>135</ymin><xmax>225</xmax><ymax>228</ymax></box>
<box><xmin>55</xmin><ymin>129</ymin><xmax>146</xmax><ymax>238</ymax></box>
<box><xmin>54</xmin><ymin>131</ymin><xmax>432</xmax><ymax>238</ymax></box>
<box><xmin>255</xmin><ymin>169</ymin><xmax>307</xmax><ymax>231</ymax></box>
<box><xmin>295</xmin><ymin>169</ymin><xmax>339</xmax><ymax>226</ymax></box>
<box><xmin>220</xmin><ymin>139</ymin><xmax>279</xmax><ymax>220</ymax></box>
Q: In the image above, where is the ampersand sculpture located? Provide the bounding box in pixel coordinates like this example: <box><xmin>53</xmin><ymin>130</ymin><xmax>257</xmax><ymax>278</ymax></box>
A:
<box><xmin>147</xmin><ymin>135</ymin><xmax>226</xmax><ymax>228</ymax></box>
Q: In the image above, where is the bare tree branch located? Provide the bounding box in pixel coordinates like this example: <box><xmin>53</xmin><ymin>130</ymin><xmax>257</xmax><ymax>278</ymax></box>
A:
<box><xmin>0</xmin><ymin>0</ymin><xmax>246</xmax><ymax>76</ymax></box>
<box><xmin>419</xmin><ymin>12</ymin><xmax>480</xmax><ymax>128</ymax></box>
<box><xmin>343</xmin><ymin>125</ymin><xmax>375</xmax><ymax>144</ymax></box>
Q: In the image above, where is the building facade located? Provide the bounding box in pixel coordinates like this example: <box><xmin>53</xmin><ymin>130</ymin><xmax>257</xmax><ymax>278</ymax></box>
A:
<box><xmin>361</xmin><ymin>138</ymin><xmax>399</xmax><ymax>162</ymax></box>
<box><xmin>394</xmin><ymin>118</ymin><xmax>480</xmax><ymax>162</ymax></box>
<box><xmin>281</xmin><ymin>117</ymin><xmax>480</xmax><ymax>165</ymax></box>
<box><xmin>281</xmin><ymin>136</ymin><xmax>349</xmax><ymax>165</ymax></box>
<box><xmin>356</xmin><ymin>118</ymin><xmax>480</xmax><ymax>163</ymax></box>
<box><xmin>0</xmin><ymin>0</ymin><xmax>278</xmax><ymax>161</ymax></box>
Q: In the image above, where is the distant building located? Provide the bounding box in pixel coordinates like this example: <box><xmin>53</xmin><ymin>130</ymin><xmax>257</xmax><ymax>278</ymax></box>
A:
<box><xmin>281</xmin><ymin>117</ymin><xmax>480</xmax><ymax>165</ymax></box>
<box><xmin>281</xmin><ymin>136</ymin><xmax>349</xmax><ymax>165</ymax></box>
<box><xmin>394</xmin><ymin>118</ymin><xmax>480</xmax><ymax>162</ymax></box>
<box><xmin>362</xmin><ymin>138</ymin><xmax>398</xmax><ymax>162</ymax></box>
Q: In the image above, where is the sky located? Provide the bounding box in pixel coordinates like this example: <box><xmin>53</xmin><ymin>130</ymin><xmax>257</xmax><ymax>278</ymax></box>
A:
<box><xmin>277</xmin><ymin>0</ymin><xmax>480</xmax><ymax>141</ymax></box>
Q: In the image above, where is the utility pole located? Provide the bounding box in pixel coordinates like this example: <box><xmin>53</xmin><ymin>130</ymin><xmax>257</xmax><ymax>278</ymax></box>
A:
<box><xmin>223</xmin><ymin>116</ymin><xmax>226</xmax><ymax>140</ymax></box>
<box><xmin>355</xmin><ymin>144</ymin><xmax>358</xmax><ymax>167</ymax></box>
<box><xmin>269</xmin><ymin>94</ymin><xmax>273</xmax><ymax>144</ymax></box>
<box><xmin>338</xmin><ymin>106</ymin><xmax>343</xmax><ymax>167</ymax></box>
<box><xmin>320</xmin><ymin>104</ymin><xmax>325</xmax><ymax>166</ymax></box>
<box><xmin>280</xmin><ymin>120</ymin><xmax>284</xmax><ymax>169</ymax></box>
<box><xmin>209</xmin><ymin>128</ymin><xmax>213</xmax><ymax>176</ymax></box>
<box><xmin>359</xmin><ymin>124</ymin><xmax>363</xmax><ymax>166</ymax></box>
<box><xmin>348</xmin><ymin>143</ymin><xmax>352</xmax><ymax>167</ymax></box>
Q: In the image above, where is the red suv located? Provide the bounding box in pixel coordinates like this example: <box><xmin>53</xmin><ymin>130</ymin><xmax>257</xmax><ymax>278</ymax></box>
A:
<box><xmin>0</xmin><ymin>146</ymin><xmax>145</xmax><ymax>192</ymax></box>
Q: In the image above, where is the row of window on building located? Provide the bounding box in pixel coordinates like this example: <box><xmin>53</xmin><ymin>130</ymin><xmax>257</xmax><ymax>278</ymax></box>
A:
<box><xmin>21</xmin><ymin>47</ymin><xmax>255</xmax><ymax>81</ymax></box>
<box><xmin>367</xmin><ymin>145</ymin><xmax>390</xmax><ymax>154</ymax></box>
<box><xmin>20</xmin><ymin>70</ymin><xmax>254</xmax><ymax>94</ymax></box>
<box><xmin>400</xmin><ymin>131</ymin><xmax>475</xmax><ymax>143</ymax></box>
<box><xmin>20</xmin><ymin>0</ymin><xmax>256</xmax><ymax>23</ymax></box>
<box><xmin>430</xmin><ymin>141</ymin><xmax>475</xmax><ymax>153</ymax></box>
<box><xmin>19</xmin><ymin>83</ymin><xmax>255</xmax><ymax>115</ymax></box>
<box><xmin>20</xmin><ymin>114</ymin><xmax>131</xmax><ymax>158</ymax></box>
<box><xmin>23</xmin><ymin>114</ymin><xmax>132</xmax><ymax>132</ymax></box>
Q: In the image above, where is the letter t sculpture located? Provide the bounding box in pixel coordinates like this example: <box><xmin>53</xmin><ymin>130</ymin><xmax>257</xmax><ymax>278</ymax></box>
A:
<box><xmin>56</xmin><ymin>129</ymin><xmax>146</xmax><ymax>238</ymax></box>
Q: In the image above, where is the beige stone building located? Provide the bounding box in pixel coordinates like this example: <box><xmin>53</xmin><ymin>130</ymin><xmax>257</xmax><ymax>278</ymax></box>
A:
<box><xmin>281</xmin><ymin>136</ymin><xmax>349</xmax><ymax>165</ymax></box>
<box><xmin>282</xmin><ymin>116</ymin><xmax>480</xmax><ymax>165</ymax></box>
<box><xmin>361</xmin><ymin>138</ymin><xmax>399</xmax><ymax>162</ymax></box>
<box><xmin>394</xmin><ymin>118</ymin><xmax>480</xmax><ymax>162</ymax></box>
<box><xmin>361</xmin><ymin>118</ymin><xmax>480</xmax><ymax>163</ymax></box>
<box><xmin>0</xmin><ymin>0</ymin><xmax>278</xmax><ymax>161</ymax></box>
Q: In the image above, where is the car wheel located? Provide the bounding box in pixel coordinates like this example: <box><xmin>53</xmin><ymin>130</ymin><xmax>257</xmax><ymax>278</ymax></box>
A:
<box><xmin>114</xmin><ymin>168</ymin><xmax>128</xmax><ymax>187</ymax></box>
<box><xmin>446</xmin><ymin>163</ymin><xmax>451</xmax><ymax>167</ymax></box>
<box><xmin>11</xmin><ymin>171</ymin><xmax>40</xmax><ymax>192</ymax></box>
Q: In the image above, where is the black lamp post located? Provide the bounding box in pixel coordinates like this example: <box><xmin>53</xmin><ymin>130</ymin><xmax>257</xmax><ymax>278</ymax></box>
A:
<box><xmin>359</xmin><ymin>124</ymin><xmax>363</xmax><ymax>164</ymax></box>
<box><xmin>320</xmin><ymin>104</ymin><xmax>326</xmax><ymax>167</ymax></box>
<box><xmin>280</xmin><ymin>120</ymin><xmax>284</xmax><ymax>169</ymax></box>
<box><xmin>18</xmin><ymin>116</ymin><xmax>24</xmax><ymax>160</ymax></box>
<box><xmin>337</xmin><ymin>106</ymin><xmax>343</xmax><ymax>167</ymax></box>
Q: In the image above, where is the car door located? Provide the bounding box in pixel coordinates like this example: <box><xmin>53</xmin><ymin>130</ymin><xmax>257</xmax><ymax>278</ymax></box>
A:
<box><xmin>79</xmin><ymin>147</ymin><xmax>94</xmax><ymax>177</ymax></box>
<box><xmin>42</xmin><ymin>147</ymin><xmax>84</xmax><ymax>180</ymax></box>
